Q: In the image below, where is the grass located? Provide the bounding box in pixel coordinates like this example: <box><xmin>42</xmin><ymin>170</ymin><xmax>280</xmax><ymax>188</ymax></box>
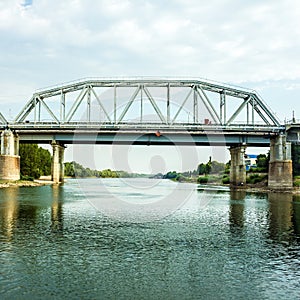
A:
<box><xmin>246</xmin><ymin>174</ymin><xmax>268</xmax><ymax>184</ymax></box>
<box><xmin>294</xmin><ymin>176</ymin><xmax>300</xmax><ymax>187</ymax></box>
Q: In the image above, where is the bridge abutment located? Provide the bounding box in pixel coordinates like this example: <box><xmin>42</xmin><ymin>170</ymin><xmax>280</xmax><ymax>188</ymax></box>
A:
<box><xmin>268</xmin><ymin>135</ymin><xmax>293</xmax><ymax>189</ymax></box>
<box><xmin>230</xmin><ymin>145</ymin><xmax>246</xmax><ymax>186</ymax></box>
<box><xmin>51</xmin><ymin>141</ymin><xmax>65</xmax><ymax>183</ymax></box>
<box><xmin>0</xmin><ymin>130</ymin><xmax>20</xmax><ymax>180</ymax></box>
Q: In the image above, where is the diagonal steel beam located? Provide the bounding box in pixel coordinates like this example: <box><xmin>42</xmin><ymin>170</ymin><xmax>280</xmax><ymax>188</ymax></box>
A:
<box><xmin>14</xmin><ymin>96</ymin><xmax>35</xmax><ymax>122</ymax></box>
<box><xmin>252</xmin><ymin>94</ymin><xmax>280</xmax><ymax>126</ymax></box>
<box><xmin>37</xmin><ymin>97</ymin><xmax>60</xmax><ymax>123</ymax></box>
<box><xmin>226</xmin><ymin>97</ymin><xmax>252</xmax><ymax>125</ymax></box>
<box><xmin>196</xmin><ymin>87</ymin><xmax>220</xmax><ymax>124</ymax></box>
<box><xmin>253</xmin><ymin>103</ymin><xmax>271</xmax><ymax>125</ymax></box>
<box><xmin>117</xmin><ymin>85</ymin><xmax>141</xmax><ymax>124</ymax></box>
<box><xmin>90</xmin><ymin>87</ymin><xmax>112</xmax><ymax>123</ymax></box>
<box><xmin>0</xmin><ymin>112</ymin><xmax>7</xmax><ymax>124</ymax></box>
<box><xmin>171</xmin><ymin>88</ymin><xmax>193</xmax><ymax>124</ymax></box>
<box><xmin>65</xmin><ymin>87</ymin><xmax>88</xmax><ymax>122</ymax></box>
<box><xmin>143</xmin><ymin>86</ymin><xmax>166</xmax><ymax>124</ymax></box>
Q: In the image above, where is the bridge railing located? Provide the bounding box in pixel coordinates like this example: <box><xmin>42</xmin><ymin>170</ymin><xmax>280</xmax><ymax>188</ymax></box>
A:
<box><xmin>5</xmin><ymin>121</ymin><xmax>284</xmax><ymax>133</ymax></box>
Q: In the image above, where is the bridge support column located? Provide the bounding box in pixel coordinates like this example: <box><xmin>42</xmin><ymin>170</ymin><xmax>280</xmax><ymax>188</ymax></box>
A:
<box><xmin>268</xmin><ymin>135</ymin><xmax>293</xmax><ymax>189</ymax></box>
<box><xmin>51</xmin><ymin>141</ymin><xmax>65</xmax><ymax>183</ymax></box>
<box><xmin>230</xmin><ymin>145</ymin><xmax>246</xmax><ymax>186</ymax></box>
<box><xmin>0</xmin><ymin>129</ymin><xmax>20</xmax><ymax>180</ymax></box>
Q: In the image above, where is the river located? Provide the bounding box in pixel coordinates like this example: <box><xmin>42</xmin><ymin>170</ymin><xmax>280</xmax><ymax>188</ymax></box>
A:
<box><xmin>1</xmin><ymin>178</ymin><xmax>300</xmax><ymax>299</ymax></box>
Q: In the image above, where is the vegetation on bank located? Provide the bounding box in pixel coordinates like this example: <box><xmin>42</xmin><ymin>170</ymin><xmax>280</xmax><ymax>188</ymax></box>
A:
<box><xmin>294</xmin><ymin>176</ymin><xmax>300</xmax><ymax>187</ymax></box>
<box><xmin>162</xmin><ymin>154</ymin><xmax>270</xmax><ymax>186</ymax></box>
<box><xmin>20</xmin><ymin>144</ymin><xmax>51</xmax><ymax>180</ymax></box>
<box><xmin>64</xmin><ymin>161</ymin><xmax>148</xmax><ymax>178</ymax></box>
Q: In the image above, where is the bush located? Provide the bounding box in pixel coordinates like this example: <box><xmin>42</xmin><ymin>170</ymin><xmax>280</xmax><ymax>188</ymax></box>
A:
<box><xmin>198</xmin><ymin>176</ymin><xmax>209</xmax><ymax>184</ymax></box>
<box><xmin>21</xmin><ymin>175</ymin><xmax>35</xmax><ymax>181</ymax></box>
<box><xmin>294</xmin><ymin>178</ymin><xmax>300</xmax><ymax>187</ymax></box>
<box><xmin>246</xmin><ymin>174</ymin><xmax>267</xmax><ymax>184</ymax></box>
<box><xmin>248</xmin><ymin>167</ymin><xmax>268</xmax><ymax>173</ymax></box>
<box><xmin>294</xmin><ymin>181</ymin><xmax>300</xmax><ymax>187</ymax></box>
<box><xmin>222</xmin><ymin>176</ymin><xmax>230</xmax><ymax>184</ymax></box>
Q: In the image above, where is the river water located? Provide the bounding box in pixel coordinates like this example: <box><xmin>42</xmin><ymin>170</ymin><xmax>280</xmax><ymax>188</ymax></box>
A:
<box><xmin>1</xmin><ymin>178</ymin><xmax>300</xmax><ymax>299</ymax></box>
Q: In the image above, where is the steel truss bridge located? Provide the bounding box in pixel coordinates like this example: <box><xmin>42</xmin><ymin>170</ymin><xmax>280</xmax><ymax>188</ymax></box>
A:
<box><xmin>0</xmin><ymin>78</ymin><xmax>286</xmax><ymax>146</ymax></box>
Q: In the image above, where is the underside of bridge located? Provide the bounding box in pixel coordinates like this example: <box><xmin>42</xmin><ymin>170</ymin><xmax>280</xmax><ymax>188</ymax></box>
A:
<box><xmin>0</xmin><ymin>78</ymin><xmax>295</xmax><ymax>188</ymax></box>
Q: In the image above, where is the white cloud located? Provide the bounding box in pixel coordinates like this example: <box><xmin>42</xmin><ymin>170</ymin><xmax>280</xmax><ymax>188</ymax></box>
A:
<box><xmin>0</xmin><ymin>0</ymin><xmax>300</xmax><ymax>116</ymax></box>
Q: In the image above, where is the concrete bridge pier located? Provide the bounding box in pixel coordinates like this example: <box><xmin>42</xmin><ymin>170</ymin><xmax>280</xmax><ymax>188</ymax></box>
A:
<box><xmin>230</xmin><ymin>145</ymin><xmax>247</xmax><ymax>186</ymax></box>
<box><xmin>0</xmin><ymin>129</ymin><xmax>20</xmax><ymax>180</ymax></box>
<box><xmin>268</xmin><ymin>135</ymin><xmax>293</xmax><ymax>189</ymax></box>
<box><xmin>51</xmin><ymin>141</ymin><xmax>65</xmax><ymax>183</ymax></box>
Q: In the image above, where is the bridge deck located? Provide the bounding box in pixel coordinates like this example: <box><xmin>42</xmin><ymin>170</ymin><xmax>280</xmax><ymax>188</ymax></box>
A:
<box><xmin>3</xmin><ymin>123</ymin><xmax>279</xmax><ymax>147</ymax></box>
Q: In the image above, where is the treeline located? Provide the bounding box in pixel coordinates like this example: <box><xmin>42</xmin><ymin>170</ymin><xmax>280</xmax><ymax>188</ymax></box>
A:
<box><xmin>19</xmin><ymin>144</ymin><xmax>52</xmax><ymax>179</ymax></box>
<box><xmin>64</xmin><ymin>161</ymin><xmax>147</xmax><ymax>178</ymax></box>
<box><xmin>162</xmin><ymin>154</ymin><xmax>271</xmax><ymax>184</ymax></box>
<box><xmin>18</xmin><ymin>144</ymin><xmax>147</xmax><ymax>180</ymax></box>
<box><xmin>162</xmin><ymin>158</ymin><xmax>228</xmax><ymax>183</ymax></box>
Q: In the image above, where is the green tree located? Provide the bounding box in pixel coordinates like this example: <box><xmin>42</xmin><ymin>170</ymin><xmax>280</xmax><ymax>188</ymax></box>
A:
<box><xmin>256</xmin><ymin>153</ymin><xmax>269</xmax><ymax>171</ymax></box>
<box><xmin>210</xmin><ymin>161</ymin><xmax>225</xmax><ymax>174</ymax></box>
<box><xmin>197</xmin><ymin>163</ymin><xmax>207</xmax><ymax>175</ymax></box>
<box><xmin>19</xmin><ymin>144</ymin><xmax>51</xmax><ymax>179</ymax></box>
<box><xmin>292</xmin><ymin>144</ymin><xmax>300</xmax><ymax>176</ymax></box>
<box><xmin>164</xmin><ymin>171</ymin><xmax>178</xmax><ymax>179</ymax></box>
<box><xmin>64</xmin><ymin>162</ymin><xmax>75</xmax><ymax>177</ymax></box>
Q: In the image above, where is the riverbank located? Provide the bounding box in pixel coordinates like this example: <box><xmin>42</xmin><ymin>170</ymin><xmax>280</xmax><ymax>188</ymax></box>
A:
<box><xmin>235</xmin><ymin>184</ymin><xmax>300</xmax><ymax>194</ymax></box>
<box><xmin>0</xmin><ymin>177</ymin><xmax>54</xmax><ymax>188</ymax></box>
<box><xmin>179</xmin><ymin>176</ymin><xmax>300</xmax><ymax>194</ymax></box>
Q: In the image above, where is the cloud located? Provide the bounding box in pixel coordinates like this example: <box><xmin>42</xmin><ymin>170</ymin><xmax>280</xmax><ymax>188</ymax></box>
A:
<box><xmin>1</xmin><ymin>0</ymin><xmax>300</xmax><ymax>94</ymax></box>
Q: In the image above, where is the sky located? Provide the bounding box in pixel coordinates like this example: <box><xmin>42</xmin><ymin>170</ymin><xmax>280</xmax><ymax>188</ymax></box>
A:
<box><xmin>0</xmin><ymin>0</ymin><xmax>300</xmax><ymax>173</ymax></box>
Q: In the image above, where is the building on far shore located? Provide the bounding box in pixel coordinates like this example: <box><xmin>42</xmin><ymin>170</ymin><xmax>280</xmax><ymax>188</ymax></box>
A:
<box><xmin>245</xmin><ymin>154</ymin><xmax>258</xmax><ymax>171</ymax></box>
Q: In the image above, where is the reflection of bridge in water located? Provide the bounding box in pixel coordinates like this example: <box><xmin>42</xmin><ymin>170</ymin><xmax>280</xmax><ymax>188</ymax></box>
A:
<box><xmin>1</xmin><ymin>186</ymin><xmax>300</xmax><ymax>242</ymax></box>
<box><xmin>0</xmin><ymin>78</ymin><xmax>299</xmax><ymax>187</ymax></box>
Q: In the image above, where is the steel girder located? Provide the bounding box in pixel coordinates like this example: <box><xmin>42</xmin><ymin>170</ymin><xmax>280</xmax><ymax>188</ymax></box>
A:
<box><xmin>11</xmin><ymin>78</ymin><xmax>281</xmax><ymax>129</ymax></box>
<box><xmin>0</xmin><ymin>112</ymin><xmax>7</xmax><ymax>126</ymax></box>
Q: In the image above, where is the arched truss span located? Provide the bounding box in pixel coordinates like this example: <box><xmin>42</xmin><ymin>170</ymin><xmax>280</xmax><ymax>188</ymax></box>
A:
<box><xmin>13</xmin><ymin>78</ymin><xmax>281</xmax><ymax>130</ymax></box>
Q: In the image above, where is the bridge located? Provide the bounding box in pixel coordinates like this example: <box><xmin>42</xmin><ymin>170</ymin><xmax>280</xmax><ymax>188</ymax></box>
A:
<box><xmin>0</xmin><ymin>77</ymin><xmax>298</xmax><ymax>188</ymax></box>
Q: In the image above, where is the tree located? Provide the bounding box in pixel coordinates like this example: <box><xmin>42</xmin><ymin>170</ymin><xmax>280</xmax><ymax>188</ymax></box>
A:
<box><xmin>19</xmin><ymin>144</ymin><xmax>52</xmax><ymax>179</ymax></box>
<box><xmin>197</xmin><ymin>159</ymin><xmax>225</xmax><ymax>175</ymax></box>
<box><xmin>64</xmin><ymin>162</ymin><xmax>75</xmax><ymax>177</ymax></box>
<box><xmin>197</xmin><ymin>163</ymin><xmax>207</xmax><ymax>175</ymax></box>
<box><xmin>292</xmin><ymin>144</ymin><xmax>300</xmax><ymax>176</ymax></box>
<box><xmin>163</xmin><ymin>171</ymin><xmax>178</xmax><ymax>179</ymax></box>
<box><xmin>210</xmin><ymin>161</ymin><xmax>225</xmax><ymax>174</ymax></box>
<box><xmin>256</xmin><ymin>153</ymin><xmax>269</xmax><ymax>171</ymax></box>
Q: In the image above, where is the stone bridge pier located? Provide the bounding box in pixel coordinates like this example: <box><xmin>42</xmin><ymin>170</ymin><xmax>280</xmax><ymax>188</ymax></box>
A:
<box><xmin>268</xmin><ymin>135</ymin><xmax>293</xmax><ymax>189</ymax></box>
<box><xmin>51</xmin><ymin>141</ymin><xmax>65</xmax><ymax>183</ymax></box>
<box><xmin>229</xmin><ymin>145</ymin><xmax>247</xmax><ymax>186</ymax></box>
<box><xmin>0</xmin><ymin>129</ymin><xmax>20</xmax><ymax>180</ymax></box>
